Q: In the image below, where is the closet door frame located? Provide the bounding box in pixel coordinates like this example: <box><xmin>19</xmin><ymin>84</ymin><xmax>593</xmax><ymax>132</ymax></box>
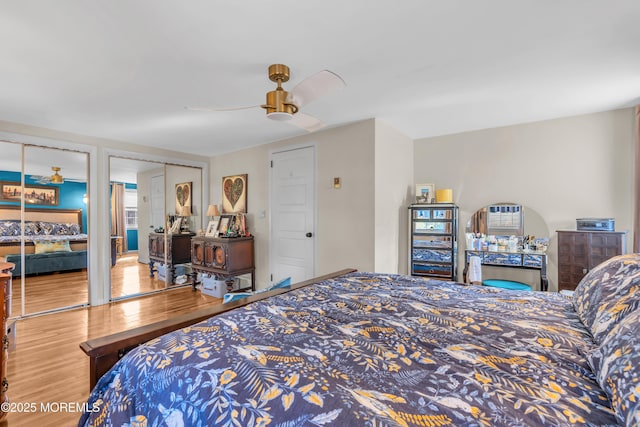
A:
<box><xmin>0</xmin><ymin>132</ymin><xmax>98</xmax><ymax>316</ymax></box>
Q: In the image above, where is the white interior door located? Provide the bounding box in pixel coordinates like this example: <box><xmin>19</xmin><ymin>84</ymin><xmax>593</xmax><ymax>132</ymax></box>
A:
<box><xmin>150</xmin><ymin>174</ymin><xmax>165</xmax><ymax>229</ymax></box>
<box><xmin>139</xmin><ymin>173</ymin><xmax>165</xmax><ymax>266</ymax></box>
<box><xmin>270</xmin><ymin>146</ymin><xmax>315</xmax><ymax>284</ymax></box>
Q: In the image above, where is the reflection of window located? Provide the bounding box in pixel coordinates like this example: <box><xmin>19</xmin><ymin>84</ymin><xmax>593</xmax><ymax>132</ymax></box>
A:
<box><xmin>125</xmin><ymin>189</ymin><xmax>138</xmax><ymax>229</ymax></box>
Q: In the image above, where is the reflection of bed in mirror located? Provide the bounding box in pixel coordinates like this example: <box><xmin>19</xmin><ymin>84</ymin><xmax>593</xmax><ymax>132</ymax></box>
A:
<box><xmin>464</xmin><ymin>203</ymin><xmax>549</xmax><ymax>291</ymax></box>
<box><xmin>0</xmin><ymin>206</ymin><xmax>87</xmax><ymax>274</ymax></box>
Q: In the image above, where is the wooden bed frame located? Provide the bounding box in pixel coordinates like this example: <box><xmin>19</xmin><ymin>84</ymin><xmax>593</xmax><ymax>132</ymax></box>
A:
<box><xmin>80</xmin><ymin>268</ymin><xmax>357</xmax><ymax>390</ymax></box>
<box><xmin>0</xmin><ymin>206</ymin><xmax>87</xmax><ymax>256</ymax></box>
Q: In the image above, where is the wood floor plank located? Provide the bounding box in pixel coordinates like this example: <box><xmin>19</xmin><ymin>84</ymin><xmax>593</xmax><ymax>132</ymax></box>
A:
<box><xmin>11</xmin><ymin>252</ymin><xmax>176</xmax><ymax>316</ymax></box>
<box><xmin>1</xmin><ymin>255</ymin><xmax>222</xmax><ymax>426</ymax></box>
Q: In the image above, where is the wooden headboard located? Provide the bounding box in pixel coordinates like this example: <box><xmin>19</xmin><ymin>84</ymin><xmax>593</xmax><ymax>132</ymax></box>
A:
<box><xmin>0</xmin><ymin>205</ymin><xmax>83</xmax><ymax>228</ymax></box>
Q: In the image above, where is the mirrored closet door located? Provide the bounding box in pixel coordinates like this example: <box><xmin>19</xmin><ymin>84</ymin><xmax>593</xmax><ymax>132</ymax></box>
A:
<box><xmin>0</xmin><ymin>141</ymin><xmax>90</xmax><ymax>317</ymax></box>
<box><xmin>109</xmin><ymin>157</ymin><xmax>203</xmax><ymax>301</ymax></box>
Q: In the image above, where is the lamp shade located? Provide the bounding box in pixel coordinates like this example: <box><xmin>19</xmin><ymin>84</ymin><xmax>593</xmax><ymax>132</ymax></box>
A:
<box><xmin>436</xmin><ymin>189</ymin><xmax>453</xmax><ymax>203</ymax></box>
<box><xmin>206</xmin><ymin>204</ymin><xmax>221</xmax><ymax>217</ymax></box>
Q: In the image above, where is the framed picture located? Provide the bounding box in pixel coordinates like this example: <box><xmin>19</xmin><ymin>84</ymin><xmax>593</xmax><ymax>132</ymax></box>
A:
<box><xmin>205</xmin><ymin>219</ymin><xmax>219</xmax><ymax>237</ymax></box>
<box><xmin>222</xmin><ymin>174</ymin><xmax>247</xmax><ymax>213</ymax></box>
<box><xmin>217</xmin><ymin>215</ymin><xmax>233</xmax><ymax>235</ymax></box>
<box><xmin>0</xmin><ymin>181</ymin><xmax>59</xmax><ymax>206</ymax></box>
<box><xmin>175</xmin><ymin>181</ymin><xmax>192</xmax><ymax>215</ymax></box>
<box><xmin>415</xmin><ymin>183</ymin><xmax>435</xmax><ymax>204</ymax></box>
<box><xmin>169</xmin><ymin>217</ymin><xmax>182</xmax><ymax>234</ymax></box>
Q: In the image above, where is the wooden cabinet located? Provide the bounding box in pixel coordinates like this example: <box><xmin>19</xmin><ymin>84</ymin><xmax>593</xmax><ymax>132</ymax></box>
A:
<box><xmin>0</xmin><ymin>261</ymin><xmax>13</xmax><ymax>421</ymax></box>
<box><xmin>191</xmin><ymin>236</ymin><xmax>255</xmax><ymax>291</ymax></box>
<box><xmin>557</xmin><ymin>230</ymin><xmax>627</xmax><ymax>291</ymax></box>
<box><xmin>408</xmin><ymin>204</ymin><xmax>458</xmax><ymax>281</ymax></box>
<box><xmin>148</xmin><ymin>232</ymin><xmax>195</xmax><ymax>283</ymax></box>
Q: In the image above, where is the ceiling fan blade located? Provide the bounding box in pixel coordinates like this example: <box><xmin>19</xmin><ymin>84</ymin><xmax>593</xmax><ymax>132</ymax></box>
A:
<box><xmin>289</xmin><ymin>70</ymin><xmax>345</xmax><ymax>108</ymax></box>
<box><xmin>185</xmin><ymin>105</ymin><xmax>260</xmax><ymax>112</ymax></box>
<box><xmin>287</xmin><ymin>113</ymin><xmax>325</xmax><ymax>133</ymax></box>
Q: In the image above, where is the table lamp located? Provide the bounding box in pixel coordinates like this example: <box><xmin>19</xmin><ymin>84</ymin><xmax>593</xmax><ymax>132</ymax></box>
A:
<box><xmin>206</xmin><ymin>204</ymin><xmax>220</xmax><ymax>219</ymax></box>
<box><xmin>180</xmin><ymin>206</ymin><xmax>192</xmax><ymax>233</ymax></box>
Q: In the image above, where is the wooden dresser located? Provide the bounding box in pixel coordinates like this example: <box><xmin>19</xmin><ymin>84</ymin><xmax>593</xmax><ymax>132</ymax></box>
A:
<box><xmin>0</xmin><ymin>261</ymin><xmax>13</xmax><ymax>421</ymax></box>
<box><xmin>191</xmin><ymin>236</ymin><xmax>255</xmax><ymax>292</ymax></box>
<box><xmin>148</xmin><ymin>232</ymin><xmax>195</xmax><ymax>283</ymax></box>
<box><xmin>557</xmin><ymin>230</ymin><xmax>627</xmax><ymax>291</ymax></box>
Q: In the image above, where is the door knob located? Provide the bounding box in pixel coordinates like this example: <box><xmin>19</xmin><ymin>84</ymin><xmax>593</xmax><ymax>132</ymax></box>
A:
<box><xmin>306</xmin><ymin>232</ymin><xmax>313</xmax><ymax>238</ymax></box>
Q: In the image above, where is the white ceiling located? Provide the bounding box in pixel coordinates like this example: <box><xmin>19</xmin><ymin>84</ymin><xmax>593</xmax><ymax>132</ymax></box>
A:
<box><xmin>1</xmin><ymin>1</ymin><xmax>639</xmax><ymax>159</ymax></box>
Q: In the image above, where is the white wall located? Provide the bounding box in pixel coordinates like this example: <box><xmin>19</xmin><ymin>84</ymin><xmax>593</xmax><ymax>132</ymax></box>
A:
<box><xmin>414</xmin><ymin>108</ymin><xmax>635</xmax><ymax>291</ymax></box>
<box><xmin>374</xmin><ymin>120</ymin><xmax>414</xmax><ymax>274</ymax></box>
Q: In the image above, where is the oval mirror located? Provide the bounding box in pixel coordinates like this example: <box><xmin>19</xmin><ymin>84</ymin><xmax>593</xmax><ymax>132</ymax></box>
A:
<box><xmin>466</xmin><ymin>203</ymin><xmax>549</xmax><ymax>251</ymax></box>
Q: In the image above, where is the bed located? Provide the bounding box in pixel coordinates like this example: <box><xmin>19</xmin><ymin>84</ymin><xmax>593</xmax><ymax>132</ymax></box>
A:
<box><xmin>0</xmin><ymin>206</ymin><xmax>88</xmax><ymax>274</ymax></box>
<box><xmin>79</xmin><ymin>256</ymin><xmax>640</xmax><ymax>426</ymax></box>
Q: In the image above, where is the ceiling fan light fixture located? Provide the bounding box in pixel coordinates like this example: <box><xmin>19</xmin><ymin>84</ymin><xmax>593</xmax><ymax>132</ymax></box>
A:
<box><xmin>267</xmin><ymin>111</ymin><xmax>293</xmax><ymax>121</ymax></box>
<box><xmin>195</xmin><ymin>63</ymin><xmax>342</xmax><ymax>133</ymax></box>
<box><xmin>50</xmin><ymin>166</ymin><xmax>64</xmax><ymax>184</ymax></box>
<box><xmin>262</xmin><ymin>86</ymin><xmax>299</xmax><ymax>117</ymax></box>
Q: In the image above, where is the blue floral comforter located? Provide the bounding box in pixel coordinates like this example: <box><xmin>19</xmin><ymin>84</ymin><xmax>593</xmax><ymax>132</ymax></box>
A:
<box><xmin>79</xmin><ymin>272</ymin><xmax>618</xmax><ymax>426</ymax></box>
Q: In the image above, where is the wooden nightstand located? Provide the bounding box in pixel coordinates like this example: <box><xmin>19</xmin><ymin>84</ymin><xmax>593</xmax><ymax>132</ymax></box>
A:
<box><xmin>148</xmin><ymin>232</ymin><xmax>195</xmax><ymax>283</ymax></box>
<box><xmin>190</xmin><ymin>236</ymin><xmax>255</xmax><ymax>292</ymax></box>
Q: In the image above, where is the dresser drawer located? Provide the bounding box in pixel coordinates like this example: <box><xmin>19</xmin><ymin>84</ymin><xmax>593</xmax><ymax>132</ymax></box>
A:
<box><xmin>411</xmin><ymin>263</ymin><xmax>452</xmax><ymax>278</ymax></box>
<box><xmin>412</xmin><ymin>249</ymin><xmax>452</xmax><ymax>263</ymax></box>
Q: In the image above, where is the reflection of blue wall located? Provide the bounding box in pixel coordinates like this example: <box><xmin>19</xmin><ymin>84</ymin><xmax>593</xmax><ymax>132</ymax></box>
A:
<box><xmin>0</xmin><ymin>170</ymin><xmax>88</xmax><ymax>233</ymax></box>
<box><xmin>126</xmin><ymin>229</ymin><xmax>138</xmax><ymax>251</ymax></box>
<box><xmin>124</xmin><ymin>183</ymin><xmax>138</xmax><ymax>251</ymax></box>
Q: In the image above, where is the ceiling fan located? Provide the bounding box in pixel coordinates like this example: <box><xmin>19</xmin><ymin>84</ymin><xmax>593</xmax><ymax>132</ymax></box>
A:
<box><xmin>30</xmin><ymin>166</ymin><xmax>82</xmax><ymax>185</ymax></box>
<box><xmin>188</xmin><ymin>64</ymin><xmax>346</xmax><ymax>132</ymax></box>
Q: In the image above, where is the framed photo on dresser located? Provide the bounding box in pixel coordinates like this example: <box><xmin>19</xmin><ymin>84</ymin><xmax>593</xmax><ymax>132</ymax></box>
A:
<box><xmin>217</xmin><ymin>215</ymin><xmax>234</xmax><ymax>236</ymax></box>
<box><xmin>415</xmin><ymin>183</ymin><xmax>435</xmax><ymax>203</ymax></box>
<box><xmin>205</xmin><ymin>220</ymin><xmax>219</xmax><ymax>237</ymax></box>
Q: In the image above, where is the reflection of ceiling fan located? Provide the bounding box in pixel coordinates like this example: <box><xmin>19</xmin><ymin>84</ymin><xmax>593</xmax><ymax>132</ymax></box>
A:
<box><xmin>31</xmin><ymin>166</ymin><xmax>83</xmax><ymax>185</ymax></box>
<box><xmin>188</xmin><ymin>64</ymin><xmax>345</xmax><ymax>132</ymax></box>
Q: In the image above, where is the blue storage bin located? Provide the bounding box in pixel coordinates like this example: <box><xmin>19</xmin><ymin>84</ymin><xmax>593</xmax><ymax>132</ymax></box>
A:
<box><xmin>482</xmin><ymin>279</ymin><xmax>532</xmax><ymax>291</ymax></box>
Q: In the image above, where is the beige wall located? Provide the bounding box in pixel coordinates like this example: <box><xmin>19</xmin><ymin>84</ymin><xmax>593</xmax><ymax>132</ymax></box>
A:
<box><xmin>374</xmin><ymin>120</ymin><xmax>414</xmax><ymax>274</ymax></box>
<box><xmin>414</xmin><ymin>108</ymin><xmax>635</xmax><ymax>291</ymax></box>
<box><xmin>210</xmin><ymin>120</ymin><xmax>378</xmax><ymax>289</ymax></box>
<box><xmin>2</xmin><ymin>107</ymin><xmax>633</xmax><ymax>304</ymax></box>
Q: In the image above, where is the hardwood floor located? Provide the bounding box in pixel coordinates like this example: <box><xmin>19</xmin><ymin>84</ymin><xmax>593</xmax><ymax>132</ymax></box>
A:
<box><xmin>110</xmin><ymin>252</ymin><xmax>172</xmax><ymax>299</ymax></box>
<box><xmin>10</xmin><ymin>252</ymin><xmax>182</xmax><ymax>317</ymax></box>
<box><xmin>2</xmin><ymin>256</ymin><xmax>222</xmax><ymax>426</ymax></box>
<box><xmin>10</xmin><ymin>269</ymin><xmax>88</xmax><ymax>316</ymax></box>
